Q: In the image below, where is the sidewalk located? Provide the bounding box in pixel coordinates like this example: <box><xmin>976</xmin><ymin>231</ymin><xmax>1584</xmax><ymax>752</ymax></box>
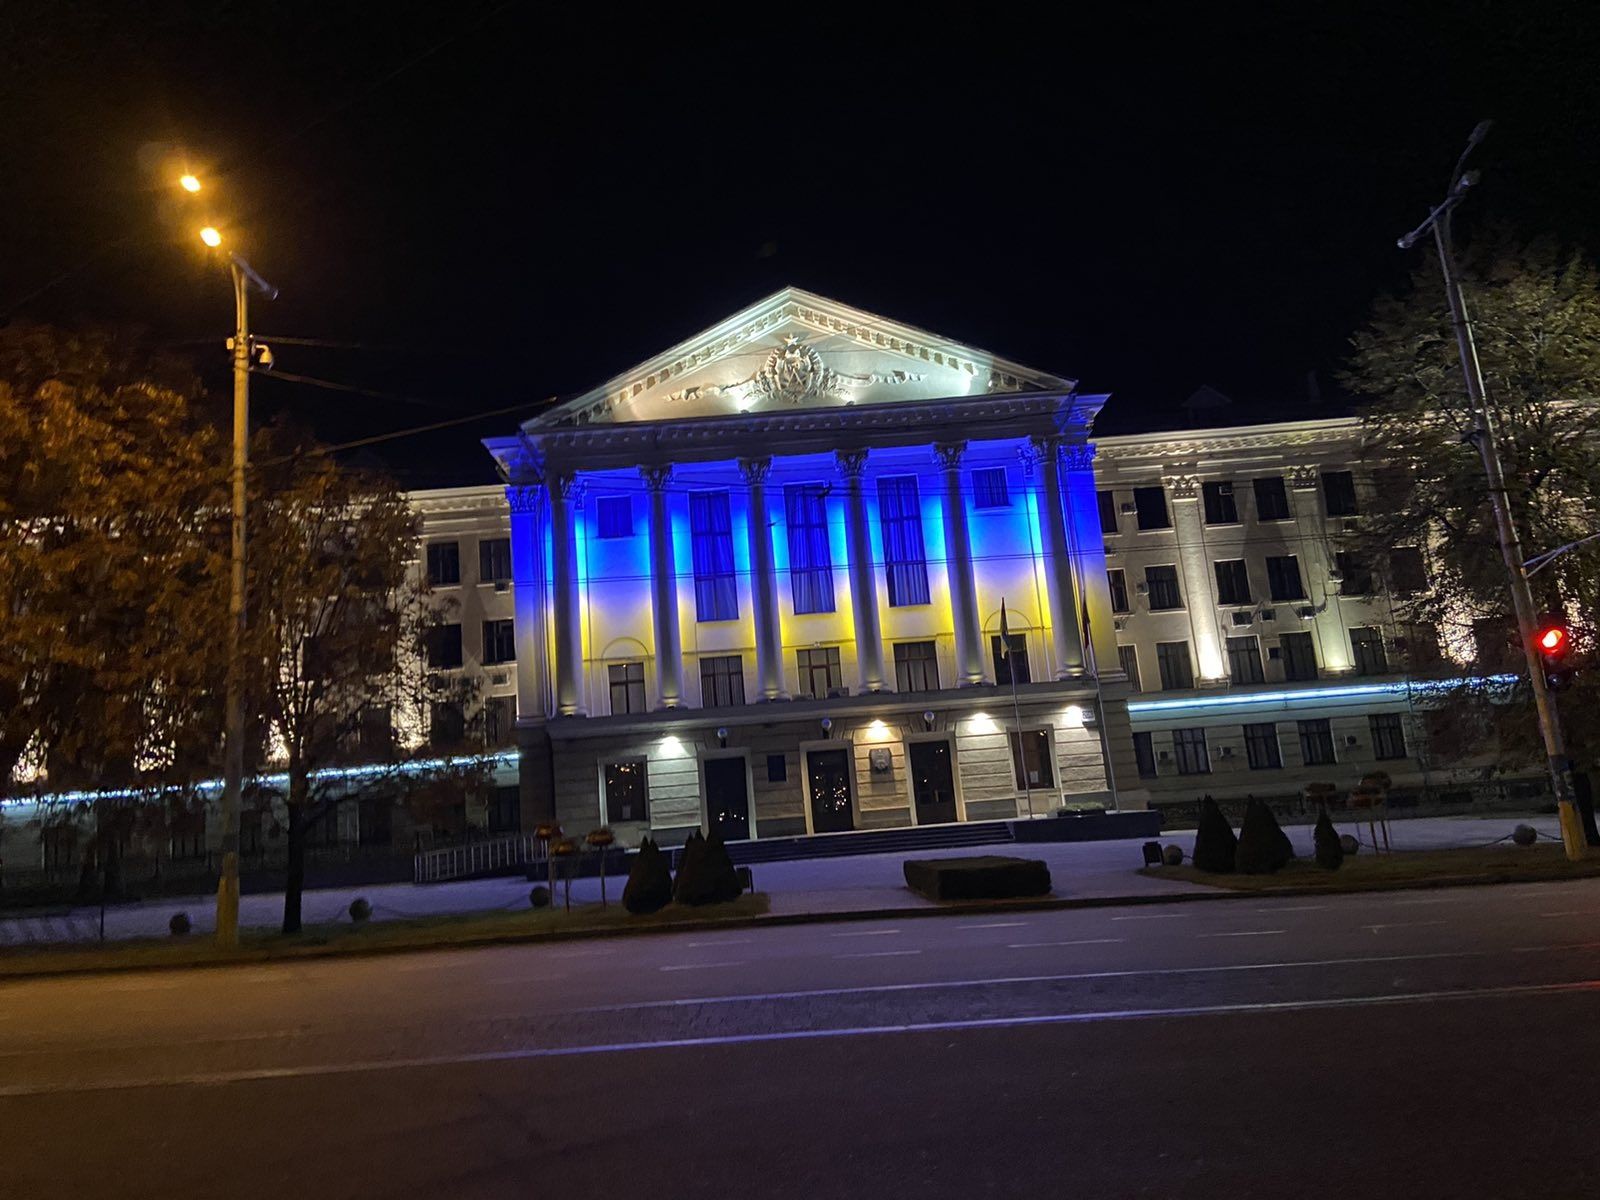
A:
<box><xmin>0</xmin><ymin>813</ymin><xmax>1562</xmax><ymax>948</ymax></box>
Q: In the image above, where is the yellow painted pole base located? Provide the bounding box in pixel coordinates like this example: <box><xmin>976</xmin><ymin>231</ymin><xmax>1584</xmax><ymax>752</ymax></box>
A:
<box><xmin>215</xmin><ymin>852</ymin><xmax>241</xmax><ymax>947</ymax></box>
<box><xmin>1557</xmin><ymin>801</ymin><xmax>1589</xmax><ymax>863</ymax></box>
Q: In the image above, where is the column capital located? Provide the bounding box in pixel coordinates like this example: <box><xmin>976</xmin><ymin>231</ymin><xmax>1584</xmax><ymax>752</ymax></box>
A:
<box><xmin>506</xmin><ymin>485</ymin><xmax>544</xmax><ymax>515</ymax></box>
<box><xmin>1061</xmin><ymin>442</ymin><xmax>1096</xmax><ymax>472</ymax></box>
<box><xmin>1288</xmin><ymin>465</ymin><xmax>1320</xmax><ymax>491</ymax></box>
<box><xmin>835</xmin><ymin>448</ymin><xmax>868</xmax><ymax>479</ymax></box>
<box><xmin>640</xmin><ymin>464</ymin><xmax>674</xmax><ymax>491</ymax></box>
<box><xmin>737</xmin><ymin>456</ymin><xmax>773</xmax><ymax>486</ymax></box>
<box><xmin>1164</xmin><ymin>473</ymin><xmax>1201</xmax><ymax>502</ymax></box>
<box><xmin>932</xmin><ymin>441</ymin><xmax>968</xmax><ymax>471</ymax></box>
<box><xmin>1015</xmin><ymin>441</ymin><xmax>1039</xmax><ymax>479</ymax></box>
<box><xmin>552</xmin><ymin>471</ymin><xmax>584</xmax><ymax>504</ymax></box>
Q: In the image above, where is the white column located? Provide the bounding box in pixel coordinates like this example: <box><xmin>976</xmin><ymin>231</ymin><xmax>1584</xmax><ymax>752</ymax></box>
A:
<box><xmin>1031</xmin><ymin>436</ymin><xmax>1086</xmax><ymax>677</ymax></box>
<box><xmin>1062</xmin><ymin>443</ymin><xmax>1119</xmax><ymax>676</ymax></box>
<box><xmin>548</xmin><ymin>471</ymin><xmax>585</xmax><ymax>717</ymax></box>
<box><xmin>836</xmin><ymin>448</ymin><xmax>886</xmax><ymax>693</ymax></box>
<box><xmin>642</xmin><ymin>464</ymin><xmax>684</xmax><ymax>708</ymax></box>
<box><xmin>1166</xmin><ymin>473</ymin><xmax>1227</xmax><ymax>684</ymax></box>
<box><xmin>934</xmin><ymin>442</ymin><xmax>985</xmax><ymax>685</ymax></box>
<box><xmin>739</xmin><ymin>456</ymin><xmax>788</xmax><ymax>700</ymax></box>
<box><xmin>1289</xmin><ymin>465</ymin><xmax>1352</xmax><ymax>672</ymax></box>
<box><xmin>506</xmin><ymin>484</ymin><xmax>549</xmax><ymax>720</ymax></box>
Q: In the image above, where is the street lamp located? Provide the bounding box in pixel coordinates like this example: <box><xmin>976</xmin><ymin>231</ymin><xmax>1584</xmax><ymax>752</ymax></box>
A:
<box><xmin>183</xmin><ymin>186</ymin><xmax>279</xmax><ymax>944</ymax></box>
<box><xmin>1397</xmin><ymin>122</ymin><xmax>1588</xmax><ymax>861</ymax></box>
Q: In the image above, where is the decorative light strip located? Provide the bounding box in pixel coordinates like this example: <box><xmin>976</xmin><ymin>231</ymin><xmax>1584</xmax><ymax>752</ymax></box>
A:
<box><xmin>1127</xmin><ymin>674</ymin><xmax>1518</xmax><ymax>715</ymax></box>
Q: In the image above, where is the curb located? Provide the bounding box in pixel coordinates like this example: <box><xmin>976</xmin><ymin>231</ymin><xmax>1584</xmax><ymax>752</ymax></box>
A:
<box><xmin>4</xmin><ymin>863</ymin><xmax>1599</xmax><ymax>984</ymax></box>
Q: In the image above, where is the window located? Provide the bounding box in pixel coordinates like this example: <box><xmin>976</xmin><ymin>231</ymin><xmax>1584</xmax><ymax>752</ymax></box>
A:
<box><xmin>766</xmin><ymin>754</ymin><xmax>787</xmax><ymax>783</ymax></box>
<box><xmin>483</xmin><ymin>696</ymin><xmax>514</xmax><ymax>746</ymax></box>
<box><xmin>1097</xmin><ymin>490</ymin><xmax>1119</xmax><ymax>535</ymax></box>
<box><xmin>426</xmin><ymin>541</ymin><xmax>460</xmax><ymax>586</ymax></box>
<box><xmin>785</xmin><ymin>483</ymin><xmax>835</xmax><ymax>614</ymax></box>
<box><xmin>1118</xmin><ymin>644</ymin><xmax>1142</xmax><ymax>691</ymax></box>
<box><xmin>478</xmin><ymin>537</ymin><xmax>512</xmax><ymax>584</ymax></box>
<box><xmin>1266</xmin><ymin>555</ymin><xmax>1305</xmax><ymax>601</ymax></box>
<box><xmin>1203</xmin><ymin>481</ymin><xmax>1238</xmax><ymax>525</ymax></box>
<box><xmin>359</xmin><ymin>704</ymin><xmax>393</xmax><ymax>757</ymax></box>
<box><xmin>700</xmin><ymin>655</ymin><xmax>745</xmax><ymax>707</ymax></box>
<box><xmin>1133</xmin><ymin>731</ymin><xmax>1158</xmax><ymax>779</ymax></box>
<box><xmin>1227</xmin><ymin>635</ymin><xmax>1264</xmax><ymax>684</ymax></box>
<box><xmin>1214</xmin><ymin>559</ymin><xmax>1252</xmax><ymax>606</ymax></box>
<box><xmin>426</xmin><ymin>624</ymin><xmax>463</xmax><ymax>669</ymax></box>
<box><xmin>1280</xmin><ymin>631</ymin><xmax>1319</xmax><ymax>681</ymax></box>
<box><xmin>1009</xmin><ymin>730</ymin><xmax>1055</xmax><ymax>789</ymax></box>
<box><xmin>482</xmin><ymin>618</ymin><xmax>515</xmax><ymax>665</ymax></box>
<box><xmin>973</xmin><ymin>467</ymin><xmax>1010</xmax><ymax>508</ymax></box>
<box><xmin>991</xmin><ymin>634</ymin><xmax>1031</xmax><ymax>685</ymax></box>
<box><xmin>602</xmin><ymin>759</ymin><xmax>649</xmax><ymax>823</ymax></box>
<box><xmin>689</xmin><ymin>490</ymin><xmax>739</xmax><ymax>621</ymax></box>
<box><xmin>1298</xmin><ymin>718</ymin><xmax>1336</xmax><ymax>766</ymax></box>
<box><xmin>797</xmin><ymin>647</ymin><xmax>842</xmax><ymax>698</ymax></box>
<box><xmin>1323</xmin><ymin>470</ymin><xmax>1359</xmax><ymax>517</ymax></box>
<box><xmin>1145</xmin><ymin>565</ymin><xmax>1182</xmax><ymax>610</ymax></box>
<box><xmin>1107</xmin><ymin>568</ymin><xmax>1130</xmax><ymax>613</ymax></box>
<box><xmin>1390</xmin><ymin>546</ymin><xmax>1428</xmax><ymax>593</ymax></box>
<box><xmin>894</xmin><ymin>640</ymin><xmax>940</xmax><ymax>693</ymax></box>
<box><xmin>1133</xmin><ymin>485</ymin><xmax>1170</xmax><ymax>530</ymax></box>
<box><xmin>1473</xmin><ymin>617</ymin><xmax>1517</xmax><ymax>671</ymax></box>
<box><xmin>1253</xmin><ymin>476</ymin><xmax>1291</xmax><ymax>521</ymax></box>
<box><xmin>608</xmin><ymin>661</ymin><xmax>646</xmax><ymax>714</ymax></box>
<box><xmin>878</xmin><ymin>475</ymin><xmax>930</xmax><ymax>607</ymax></box>
<box><xmin>1350</xmin><ymin>627</ymin><xmax>1388</xmax><ymax>676</ymax></box>
<box><xmin>1244</xmin><ymin>723</ymin><xmax>1283</xmax><ymax>769</ymax></box>
<box><xmin>487</xmin><ymin>786</ymin><xmax>520</xmax><ymax>833</ymax></box>
<box><xmin>1173</xmin><ymin>728</ymin><xmax>1210</xmax><ymax>775</ymax></box>
<box><xmin>1370</xmin><ymin>713</ymin><xmax>1407</xmax><ymax>760</ymax></box>
<box><xmin>1156</xmin><ymin>641</ymin><xmax>1195</xmax><ymax>690</ymax></box>
<box><xmin>1336</xmin><ymin>550</ymin><xmax>1374</xmax><ymax>595</ymax></box>
<box><xmin>430</xmin><ymin>701</ymin><xmax>465</xmax><ymax>747</ymax></box>
<box><xmin>596</xmin><ymin>496</ymin><xmax>633</xmax><ymax>539</ymax></box>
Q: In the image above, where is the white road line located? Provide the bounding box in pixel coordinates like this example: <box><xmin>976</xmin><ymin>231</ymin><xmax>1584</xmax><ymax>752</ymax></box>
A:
<box><xmin>1198</xmin><ymin>930</ymin><xmax>1286</xmax><ymax>939</ymax></box>
<box><xmin>658</xmin><ymin>961</ymin><xmax>746</xmax><ymax>972</ymax></box>
<box><xmin>1255</xmin><ymin>905</ymin><xmax>1330</xmax><ymax>913</ymax></box>
<box><xmin>1111</xmin><ymin>913</ymin><xmax>1191</xmax><ymax>921</ymax></box>
<box><xmin>15</xmin><ymin>978</ymin><xmax>1600</xmax><ymax>1096</ymax></box>
<box><xmin>829</xmin><ymin>928</ymin><xmax>902</xmax><ymax>938</ymax></box>
<box><xmin>835</xmin><ymin>949</ymin><xmax>923</xmax><ymax>959</ymax></box>
<box><xmin>954</xmin><ymin>921</ymin><xmax>1030</xmax><ymax>930</ymax></box>
<box><xmin>1008</xmin><ymin>938</ymin><xmax>1127</xmax><ymax>949</ymax></box>
<box><xmin>682</xmin><ymin>938</ymin><xmax>755</xmax><ymax>947</ymax></box>
<box><xmin>1363</xmin><ymin>921</ymin><xmax>1447</xmax><ymax>932</ymax></box>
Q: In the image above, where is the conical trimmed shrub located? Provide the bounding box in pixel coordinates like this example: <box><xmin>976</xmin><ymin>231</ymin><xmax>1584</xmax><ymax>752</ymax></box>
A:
<box><xmin>623</xmin><ymin>837</ymin><xmax>673</xmax><ymax>914</ymax></box>
<box><xmin>702</xmin><ymin>830</ymin><xmax>744</xmax><ymax>904</ymax></box>
<box><xmin>1192</xmin><ymin>797</ymin><xmax>1238</xmax><ymax>873</ymax></box>
<box><xmin>1237</xmin><ymin>798</ymin><xmax>1293</xmax><ymax>874</ymax></box>
<box><xmin>672</xmin><ymin>831</ymin><xmax>709</xmax><ymax>904</ymax></box>
<box><xmin>1313</xmin><ymin>807</ymin><xmax>1344</xmax><ymax>870</ymax></box>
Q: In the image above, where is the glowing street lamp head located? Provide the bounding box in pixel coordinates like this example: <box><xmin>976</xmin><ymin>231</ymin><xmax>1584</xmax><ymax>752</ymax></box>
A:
<box><xmin>199</xmin><ymin>226</ymin><xmax>222</xmax><ymax>248</ymax></box>
<box><xmin>179</xmin><ymin>173</ymin><xmax>202</xmax><ymax>193</ymax></box>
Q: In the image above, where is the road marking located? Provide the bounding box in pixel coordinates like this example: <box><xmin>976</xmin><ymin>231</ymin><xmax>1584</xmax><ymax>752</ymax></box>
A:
<box><xmin>1008</xmin><ymin>938</ymin><xmax>1126</xmax><ymax>949</ymax></box>
<box><xmin>1537</xmin><ymin>912</ymin><xmax>1588</xmax><ymax>919</ymax></box>
<box><xmin>829</xmin><ymin>928</ymin><xmax>901</xmax><ymax>937</ymax></box>
<box><xmin>549</xmin><ymin>947</ymin><xmax>617</xmax><ymax>958</ymax></box>
<box><xmin>658</xmin><ymin>961</ymin><xmax>746</xmax><ymax>972</ymax></box>
<box><xmin>1197</xmin><ymin>930</ymin><xmax>1286</xmax><ymax>939</ymax></box>
<box><xmin>835</xmin><ymin>949</ymin><xmax>922</xmax><ymax>959</ymax></box>
<box><xmin>1362</xmin><ymin>921</ymin><xmax>1447</xmax><ymax>932</ymax></box>
<box><xmin>682</xmin><ymin>938</ymin><xmax>755</xmax><ymax>947</ymax></box>
<box><xmin>954</xmin><ymin>921</ymin><xmax>1029</xmax><ymax>930</ymax></box>
<box><xmin>15</xmin><ymin>978</ymin><xmax>1600</xmax><ymax>1096</ymax></box>
<box><xmin>1255</xmin><ymin>905</ymin><xmax>1329</xmax><ymax>913</ymax></box>
<box><xmin>1110</xmin><ymin>913</ymin><xmax>1190</xmax><ymax>921</ymax></box>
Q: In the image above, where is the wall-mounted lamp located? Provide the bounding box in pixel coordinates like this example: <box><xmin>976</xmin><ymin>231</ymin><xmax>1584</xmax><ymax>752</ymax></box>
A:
<box><xmin>820</xmin><ymin>717</ymin><xmax>833</xmax><ymax>739</ymax></box>
<box><xmin>716</xmin><ymin>726</ymin><xmax>729</xmax><ymax>749</ymax></box>
<box><xmin>922</xmin><ymin>710</ymin><xmax>936</xmax><ymax>732</ymax></box>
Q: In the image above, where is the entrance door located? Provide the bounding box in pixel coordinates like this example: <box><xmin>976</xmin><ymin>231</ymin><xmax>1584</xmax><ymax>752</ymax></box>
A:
<box><xmin>908</xmin><ymin>740</ymin><xmax>958</xmax><ymax>825</ymax></box>
<box><xmin>704</xmin><ymin>756</ymin><xmax>752</xmax><ymax>841</ymax></box>
<box><xmin>806</xmin><ymin>748</ymin><xmax>855</xmax><ymax>833</ymax></box>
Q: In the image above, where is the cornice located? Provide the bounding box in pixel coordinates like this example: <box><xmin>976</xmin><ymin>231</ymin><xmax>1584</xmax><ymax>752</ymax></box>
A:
<box><xmin>1093</xmin><ymin>416</ymin><xmax>1364</xmax><ymax>462</ymax></box>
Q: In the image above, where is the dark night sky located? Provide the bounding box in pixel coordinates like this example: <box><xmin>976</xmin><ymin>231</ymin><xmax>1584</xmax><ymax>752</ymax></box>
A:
<box><xmin>2</xmin><ymin>2</ymin><xmax>1596</xmax><ymax>487</ymax></box>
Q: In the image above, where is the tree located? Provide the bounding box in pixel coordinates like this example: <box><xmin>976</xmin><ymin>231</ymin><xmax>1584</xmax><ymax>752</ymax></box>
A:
<box><xmin>1235</xmin><ymin>798</ymin><xmax>1293</xmax><ymax>874</ymax></box>
<box><xmin>0</xmin><ymin>324</ymin><xmax>228</xmax><ymax>895</ymax></box>
<box><xmin>243</xmin><ymin>424</ymin><xmax>480</xmax><ymax>933</ymax></box>
<box><xmin>1344</xmin><ymin>235</ymin><xmax>1600</xmax><ymax>775</ymax></box>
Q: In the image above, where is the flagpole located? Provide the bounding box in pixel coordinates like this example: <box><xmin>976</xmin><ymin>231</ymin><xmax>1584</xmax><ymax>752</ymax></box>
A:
<box><xmin>1002</xmin><ymin>598</ymin><xmax>1033</xmax><ymax>820</ymax></box>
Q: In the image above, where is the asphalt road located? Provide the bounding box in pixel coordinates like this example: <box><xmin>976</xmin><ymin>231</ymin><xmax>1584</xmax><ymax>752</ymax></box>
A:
<box><xmin>4</xmin><ymin>880</ymin><xmax>1600</xmax><ymax>1199</ymax></box>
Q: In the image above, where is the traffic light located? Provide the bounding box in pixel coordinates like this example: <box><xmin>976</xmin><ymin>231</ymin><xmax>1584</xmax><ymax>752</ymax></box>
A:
<box><xmin>1535</xmin><ymin>616</ymin><xmax>1576</xmax><ymax>692</ymax></box>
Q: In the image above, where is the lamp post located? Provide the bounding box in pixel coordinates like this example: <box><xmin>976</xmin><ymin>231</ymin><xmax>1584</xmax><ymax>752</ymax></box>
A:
<box><xmin>188</xmin><ymin>184</ymin><xmax>278</xmax><ymax>943</ymax></box>
<box><xmin>1397</xmin><ymin>123</ymin><xmax>1588</xmax><ymax>860</ymax></box>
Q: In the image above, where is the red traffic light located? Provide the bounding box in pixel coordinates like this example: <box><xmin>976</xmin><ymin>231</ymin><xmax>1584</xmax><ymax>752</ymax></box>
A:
<box><xmin>1538</xmin><ymin>625</ymin><xmax>1568</xmax><ymax>654</ymax></box>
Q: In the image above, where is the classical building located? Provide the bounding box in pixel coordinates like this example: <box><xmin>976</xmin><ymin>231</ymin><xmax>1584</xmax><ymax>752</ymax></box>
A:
<box><xmin>478</xmin><ymin>287</ymin><xmax>1136</xmax><ymax>844</ymax></box>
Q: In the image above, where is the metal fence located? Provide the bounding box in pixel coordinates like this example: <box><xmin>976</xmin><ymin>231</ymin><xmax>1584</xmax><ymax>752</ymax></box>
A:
<box><xmin>412</xmin><ymin>833</ymin><xmax>545</xmax><ymax>884</ymax></box>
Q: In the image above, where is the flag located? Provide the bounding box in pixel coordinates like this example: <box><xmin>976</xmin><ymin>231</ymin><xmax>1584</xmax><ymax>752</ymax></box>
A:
<box><xmin>999</xmin><ymin>597</ymin><xmax>1010</xmax><ymax>657</ymax></box>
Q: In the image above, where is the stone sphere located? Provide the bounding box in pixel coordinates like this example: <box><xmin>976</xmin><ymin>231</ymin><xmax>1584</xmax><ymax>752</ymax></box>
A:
<box><xmin>1162</xmin><ymin>844</ymin><xmax>1184</xmax><ymax>866</ymax></box>
<box><xmin>168</xmin><ymin>912</ymin><xmax>192</xmax><ymax>936</ymax></box>
<box><xmin>348</xmin><ymin>897</ymin><xmax>372</xmax><ymax>923</ymax></box>
<box><xmin>1339</xmin><ymin>834</ymin><xmax>1359</xmax><ymax>856</ymax></box>
<box><xmin>529</xmin><ymin>885</ymin><xmax>552</xmax><ymax>908</ymax></box>
<box><xmin>1512</xmin><ymin>824</ymin><xmax>1538</xmax><ymax>847</ymax></box>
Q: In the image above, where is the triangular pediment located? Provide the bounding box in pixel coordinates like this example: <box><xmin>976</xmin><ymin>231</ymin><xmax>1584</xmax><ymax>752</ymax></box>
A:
<box><xmin>528</xmin><ymin>286</ymin><xmax>1075</xmax><ymax>429</ymax></box>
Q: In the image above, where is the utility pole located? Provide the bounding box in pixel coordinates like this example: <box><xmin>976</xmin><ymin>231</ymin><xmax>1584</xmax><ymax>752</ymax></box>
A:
<box><xmin>1398</xmin><ymin>122</ymin><xmax>1588</xmax><ymax>860</ymax></box>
